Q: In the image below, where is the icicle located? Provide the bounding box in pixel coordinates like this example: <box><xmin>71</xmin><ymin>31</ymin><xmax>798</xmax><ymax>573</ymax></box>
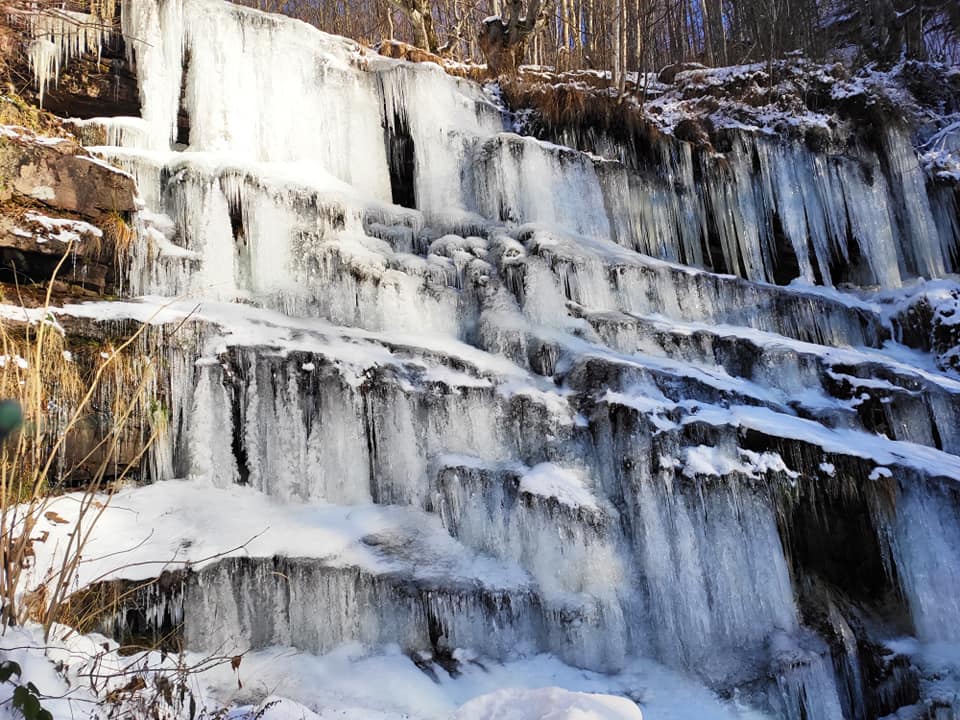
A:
<box><xmin>885</xmin><ymin>479</ymin><xmax>960</xmax><ymax>641</ymax></box>
<box><xmin>881</xmin><ymin>125</ymin><xmax>948</xmax><ymax>279</ymax></box>
<box><xmin>473</xmin><ymin>135</ymin><xmax>611</xmax><ymax>239</ymax></box>
<box><xmin>188</xmin><ymin>363</ymin><xmax>238</xmax><ymax>487</ymax></box>
<box><xmin>378</xmin><ymin>62</ymin><xmax>504</xmax><ymax>216</ymax></box>
<box><xmin>27</xmin><ymin>39</ymin><xmax>58</xmax><ymax>107</ymax></box>
<box><xmin>632</xmin><ymin>473</ymin><xmax>799</xmax><ymax>675</ymax></box>
<box><xmin>183</xmin><ymin>556</ymin><xmax>625</xmax><ymax>671</ymax></box>
<box><xmin>120</xmin><ymin>0</ymin><xmax>186</xmax><ymax>149</ymax></box>
<box><xmin>434</xmin><ymin>460</ymin><xmax>627</xmax><ymax>602</ymax></box>
<box><xmin>25</xmin><ymin>9</ymin><xmax>110</xmax><ymax>107</ymax></box>
<box><xmin>768</xmin><ymin>633</ymin><xmax>846</xmax><ymax>720</ymax></box>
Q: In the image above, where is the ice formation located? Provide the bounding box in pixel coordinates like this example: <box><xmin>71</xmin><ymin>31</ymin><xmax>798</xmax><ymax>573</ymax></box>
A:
<box><xmin>14</xmin><ymin>0</ymin><xmax>960</xmax><ymax>717</ymax></box>
<box><xmin>24</xmin><ymin>9</ymin><xmax>109</xmax><ymax>106</ymax></box>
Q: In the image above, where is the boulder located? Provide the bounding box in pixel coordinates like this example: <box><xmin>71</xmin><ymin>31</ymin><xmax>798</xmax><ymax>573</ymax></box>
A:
<box><xmin>0</xmin><ymin>209</ymin><xmax>116</xmax><ymax>294</ymax></box>
<box><xmin>673</xmin><ymin>116</ymin><xmax>714</xmax><ymax>150</ymax></box>
<box><xmin>657</xmin><ymin>62</ymin><xmax>708</xmax><ymax>84</ymax></box>
<box><xmin>0</xmin><ymin>126</ymin><xmax>136</xmax><ymax>220</ymax></box>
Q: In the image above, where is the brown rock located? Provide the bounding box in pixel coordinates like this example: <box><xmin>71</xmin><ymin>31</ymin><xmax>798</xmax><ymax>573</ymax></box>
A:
<box><xmin>673</xmin><ymin>117</ymin><xmax>714</xmax><ymax>150</ymax></box>
<box><xmin>33</xmin><ymin>50</ymin><xmax>141</xmax><ymax>121</ymax></box>
<box><xmin>0</xmin><ymin>128</ymin><xmax>136</xmax><ymax>219</ymax></box>
<box><xmin>0</xmin><ymin>199</ymin><xmax>121</xmax><ymax>294</ymax></box>
<box><xmin>658</xmin><ymin>62</ymin><xmax>708</xmax><ymax>85</ymax></box>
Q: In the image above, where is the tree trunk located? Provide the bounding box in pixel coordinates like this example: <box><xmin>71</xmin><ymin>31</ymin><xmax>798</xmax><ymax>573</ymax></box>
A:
<box><xmin>422</xmin><ymin>9</ymin><xmax>440</xmax><ymax>51</ymax></box>
<box><xmin>896</xmin><ymin>1</ymin><xmax>927</xmax><ymax>59</ymax></box>
<box><xmin>410</xmin><ymin>9</ymin><xmax>431</xmax><ymax>50</ymax></box>
<box><xmin>478</xmin><ymin>17</ymin><xmax>527</xmax><ymax>74</ymax></box>
<box><xmin>559</xmin><ymin>0</ymin><xmax>571</xmax><ymax>68</ymax></box>
<box><xmin>617</xmin><ymin>0</ymin><xmax>627</xmax><ymax>94</ymax></box>
<box><xmin>699</xmin><ymin>0</ymin><xmax>713</xmax><ymax>64</ymax></box>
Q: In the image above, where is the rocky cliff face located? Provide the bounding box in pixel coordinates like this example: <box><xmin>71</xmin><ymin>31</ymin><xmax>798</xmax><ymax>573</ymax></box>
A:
<box><xmin>0</xmin><ymin>72</ymin><xmax>145</xmax><ymax>483</ymax></box>
<box><xmin>4</xmin><ymin>2</ymin><xmax>960</xmax><ymax>719</ymax></box>
<box><xmin>0</xmin><ymin>97</ymin><xmax>135</xmax><ymax>297</ymax></box>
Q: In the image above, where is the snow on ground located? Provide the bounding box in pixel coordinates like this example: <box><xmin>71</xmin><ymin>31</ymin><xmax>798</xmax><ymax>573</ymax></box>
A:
<box><xmin>3</xmin><ymin>477</ymin><xmax>777</xmax><ymax>720</ymax></box>
<box><xmin>23</xmin><ymin>479</ymin><xmax>532</xmax><ymax>590</ymax></box>
<box><xmin>0</xmin><ymin>618</ymin><xmax>776</xmax><ymax>720</ymax></box>
<box><xmin>202</xmin><ymin>646</ymin><xmax>771</xmax><ymax>720</ymax></box>
<box><xmin>4</xmin><ymin>602</ymin><xmax>950</xmax><ymax>720</ymax></box>
<box><xmin>453</xmin><ymin>688</ymin><xmax>642</xmax><ymax>720</ymax></box>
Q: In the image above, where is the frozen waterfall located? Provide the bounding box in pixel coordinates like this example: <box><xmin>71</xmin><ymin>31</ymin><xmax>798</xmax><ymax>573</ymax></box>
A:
<box><xmin>33</xmin><ymin>0</ymin><xmax>960</xmax><ymax>717</ymax></box>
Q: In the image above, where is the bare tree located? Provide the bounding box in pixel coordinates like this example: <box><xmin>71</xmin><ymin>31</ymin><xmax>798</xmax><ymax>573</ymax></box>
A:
<box><xmin>224</xmin><ymin>0</ymin><xmax>959</xmax><ymax>77</ymax></box>
<box><xmin>478</xmin><ymin>0</ymin><xmax>555</xmax><ymax>76</ymax></box>
<box><xmin>478</xmin><ymin>0</ymin><xmax>554</xmax><ymax>74</ymax></box>
<box><xmin>382</xmin><ymin>0</ymin><xmax>441</xmax><ymax>50</ymax></box>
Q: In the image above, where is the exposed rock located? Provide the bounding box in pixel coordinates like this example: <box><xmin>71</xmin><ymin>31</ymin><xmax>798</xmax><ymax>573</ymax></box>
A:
<box><xmin>658</xmin><ymin>61</ymin><xmax>707</xmax><ymax>84</ymax></box>
<box><xmin>31</xmin><ymin>43</ymin><xmax>140</xmax><ymax>120</ymax></box>
<box><xmin>0</xmin><ymin>116</ymin><xmax>132</xmax><ymax>295</ymax></box>
<box><xmin>0</xmin><ymin>125</ymin><xmax>136</xmax><ymax>220</ymax></box>
<box><xmin>673</xmin><ymin>116</ymin><xmax>715</xmax><ymax>149</ymax></box>
<box><xmin>0</xmin><ymin>208</ymin><xmax>118</xmax><ymax>294</ymax></box>
<box><xmin>0</xmin><ymin>93</ymin><xmax>72</xmax><ymax>139</ymax></box>
<box><xmin>891</xmin><ymin>289</ymin><xmax>960</xmax><ymax>374</ymax></box>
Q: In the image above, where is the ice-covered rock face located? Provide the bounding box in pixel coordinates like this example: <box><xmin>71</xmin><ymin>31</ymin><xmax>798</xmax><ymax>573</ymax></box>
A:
<box><xmin>37</xmin><ymin>0</ymin><xmax>960</xmax><ymax>717</ymax></box>
<box><xmin>112</xmin><ymin>0</ymin><xmax>959</xmax><ymax>291</ymax></box>
<box><xmin>20</xmin><ymin>2</ymin><xmax>956</xmax><ymax>285</ymax></box>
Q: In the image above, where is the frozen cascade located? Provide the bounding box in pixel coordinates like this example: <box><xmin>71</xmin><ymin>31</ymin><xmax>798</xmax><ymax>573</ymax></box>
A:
<box><xmin>145</xmin><ymin>556</ymin><xmax>628</xmax><ymax>673</ymax></box>
<box><xmin>188</xmin><ymin>361</ymin><xmax>239</xmax><ymax>488</ymax></box>
<box><xmin>473</xmin><ymin>135</ymin><xmax>613</xmax><ymax>238</ymax></box>
<box><xmin>39</xmin><ymin>0</ymin><xmax>960</xmax><ymax>717</ymax></box>
<box><xmin>114</xmin><ymin>0</ymin><xmax>959</xmax><ymax>288</ymax></box>
<box><xmin>377</xmin><ymin>61</ymin><xmax>503</xmax><ymax>218</ymax></box>
<box><xmin>569</xmin><ymin>126</ymin><xmax>959</xmax><ymax>287</ymax></box>
<box><xmin>632</xmin><ymin>473</ymin><xmax>799</xmax><ymax>675</ymax></box>
<box><xmin>184</xmin><ymin>349</ymin><xmax>576</xmax><ymax>507</ymax></box>
<box><xmin>769</xmin><ymin>635</ymin><xmax>847</xmax><ymax>720</ymax></box>
<box><xmin>434</xmin><ymin>459</ymin><xmax>627</xmax><ymax>601</ymax></box>
<box><xmin>120</xmin><ymin>0</ymin><xmax>391</xmax><ymax>197</ymax></box>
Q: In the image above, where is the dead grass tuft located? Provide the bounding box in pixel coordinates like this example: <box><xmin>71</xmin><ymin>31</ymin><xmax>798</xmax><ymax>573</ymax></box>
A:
<box><xmin>101</xmin><ymin>210</ymin><xmax>134</xmax><ymax>264</ymax></box>
<box><xmin>0</xmin><ymin>246</ymin><xmax>162</xmax><ymax>636</ymax></box>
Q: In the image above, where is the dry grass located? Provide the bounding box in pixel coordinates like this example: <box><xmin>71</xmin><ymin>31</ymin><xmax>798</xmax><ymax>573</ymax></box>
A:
<box><xmin>0</xmin><ymin>246</ymin><xmax>161</xmax><ymax>637</ymax></box>
<box><xmin>0</xmin><ymin>251</ymin><xmax>237</xmax><ymax>717</ymax></box>
<box><xmin>101</xmin><ymin>210</ymin><xmax>135</xmax><ymax>265</ymax></box>
<box><xmin>0</xmin><ymin>88</ymin><xmax>70</xmax><ymax>138</ymax></box>
<box><xmin>0</xmin><ymin>322</ymin><xmax>85</xmax><ymax>498</ymax></box>
<box><xmin>499</xmin><ymin>75</ymin><xmax>676</xmax><ymax>151</ymax></box>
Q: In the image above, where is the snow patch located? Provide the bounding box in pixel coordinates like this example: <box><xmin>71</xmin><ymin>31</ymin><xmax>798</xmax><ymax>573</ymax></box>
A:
<box><xmin>518</xmin><ymin>463</ymin><xmax>599</xmax><ymax>510</ymax></box>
